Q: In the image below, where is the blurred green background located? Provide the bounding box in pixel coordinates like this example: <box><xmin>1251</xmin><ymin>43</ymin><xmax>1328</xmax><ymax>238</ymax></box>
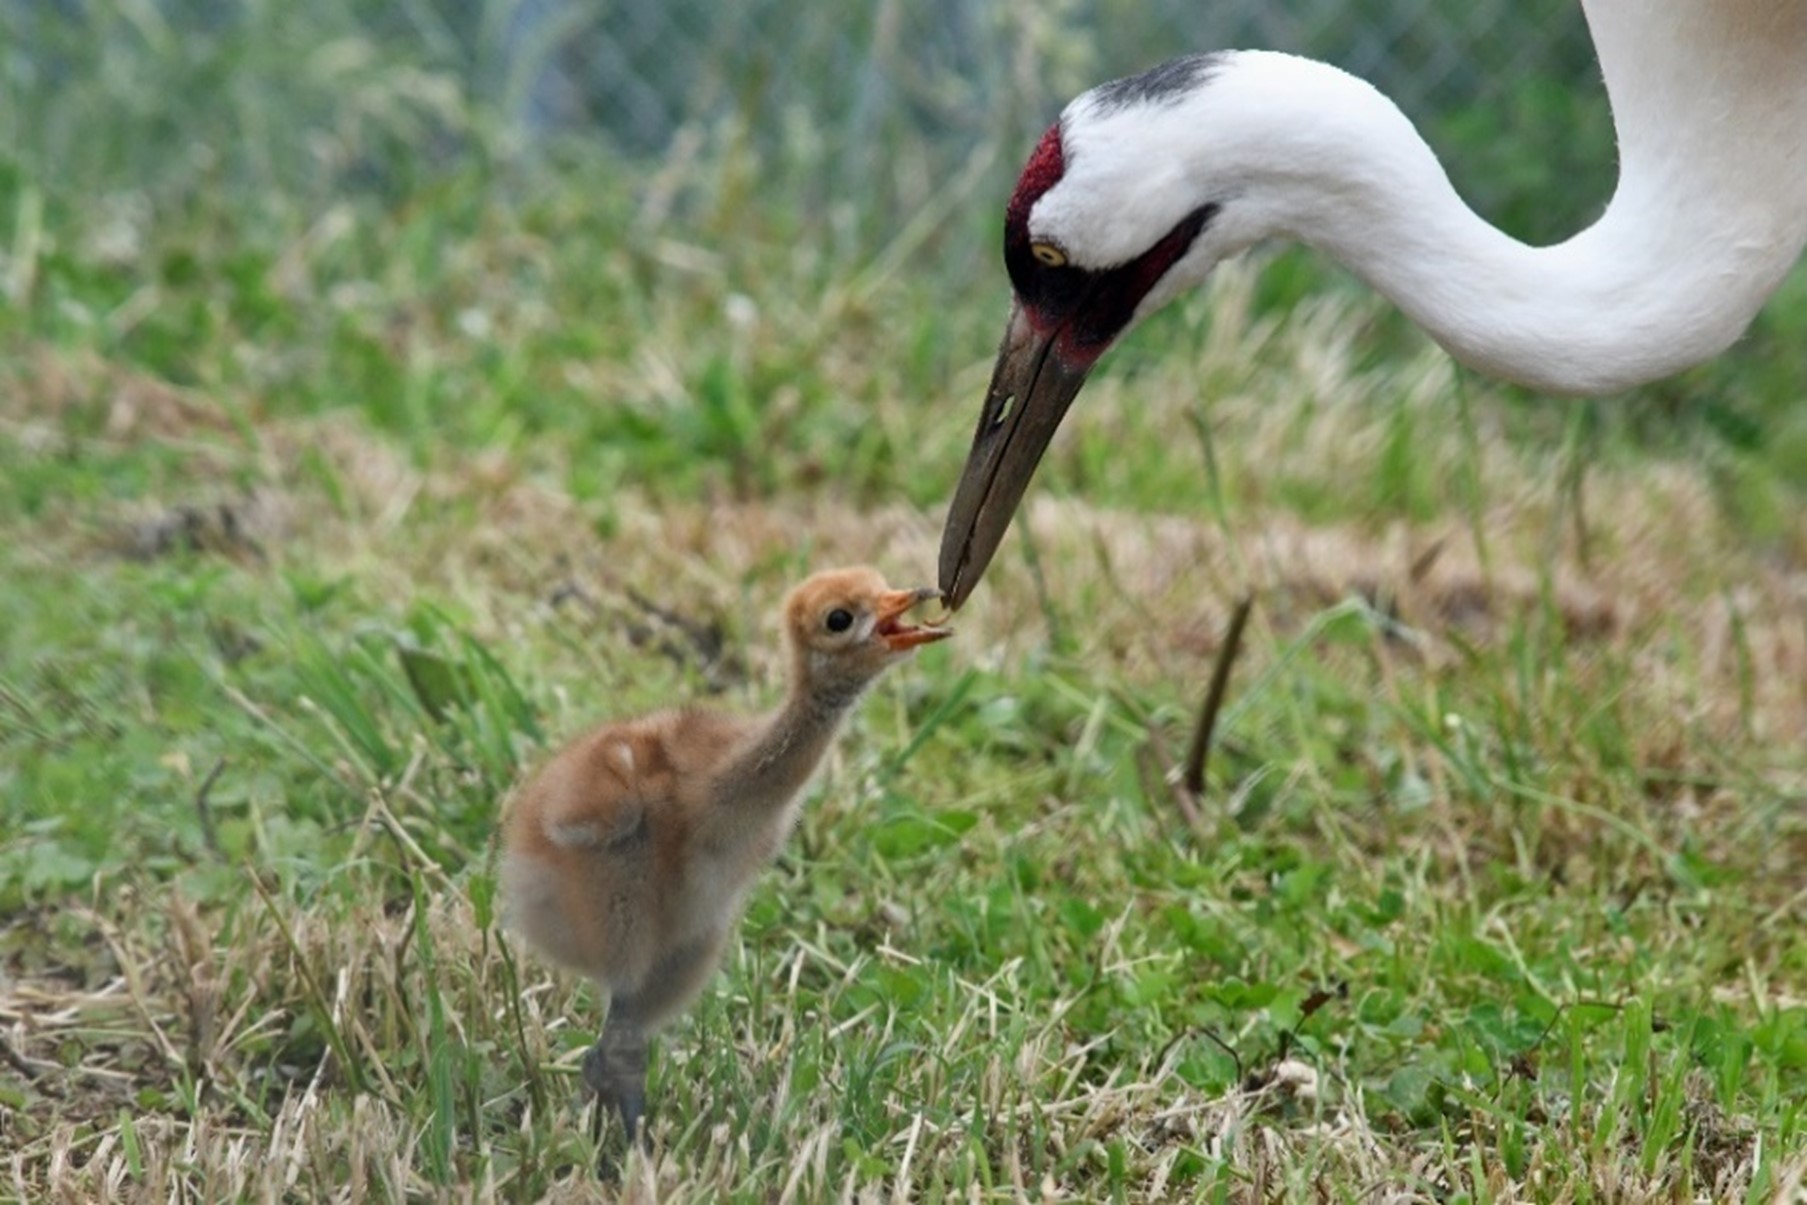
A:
<box><xmin>6</xmin><ymin>0</ymin><xmax>1802</xmax><ymax>515</ymax></box>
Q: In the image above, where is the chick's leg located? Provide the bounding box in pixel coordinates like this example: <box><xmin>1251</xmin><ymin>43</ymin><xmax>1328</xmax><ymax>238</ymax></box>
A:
<box><xmin>583</xmin><ymin>931</ymin><xmax>728</xmax><ymax>1145</ymax></box>
<box><xmin>582</xmin><ymin>1018</ymin><xmax>648</xmax><ymax>1143</ymax></box>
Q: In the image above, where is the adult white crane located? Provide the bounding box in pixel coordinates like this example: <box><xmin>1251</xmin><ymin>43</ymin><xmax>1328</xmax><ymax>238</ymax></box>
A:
<box><xmin>938</xmin><ymin>1</ymin><xmax>1807</xmax><ymax>609</ymax></box>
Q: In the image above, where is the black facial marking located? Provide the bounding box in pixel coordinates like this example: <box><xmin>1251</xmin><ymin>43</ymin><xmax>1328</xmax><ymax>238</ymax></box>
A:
<box><xmin>1005</xmin><ymin>203</ymin><xmax>1220</xmax><ymax>365</ymax></box>
<box><xmin>1089</xmin><ymin>53</ymin><xmax>1226</xmax><ymax>115</ymax></box>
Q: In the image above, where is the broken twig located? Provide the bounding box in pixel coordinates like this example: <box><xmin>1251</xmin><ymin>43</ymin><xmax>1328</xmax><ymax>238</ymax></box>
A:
<box><xmin>194</xmin><ymin>757</ymin><xmax>226</xmax><ymax>858</ymax></box>
<box><xmin>1182</xmin><ymin>594</ymin><xmax>1255</xmax><ymax>797</ymax></box>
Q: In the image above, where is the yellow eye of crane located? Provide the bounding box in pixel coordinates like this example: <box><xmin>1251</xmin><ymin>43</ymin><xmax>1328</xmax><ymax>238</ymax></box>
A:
<box><xmin>1030</xmin><ymin>243</ymin><xmax>1067</xmax><ymax>268</ymax></box>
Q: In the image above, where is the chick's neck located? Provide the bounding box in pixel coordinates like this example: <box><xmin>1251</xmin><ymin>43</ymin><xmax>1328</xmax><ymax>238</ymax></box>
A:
<box><xmin>716</xmin><ymin>657</ymin><xmax>873</xmax><ymax>814</ymax></box>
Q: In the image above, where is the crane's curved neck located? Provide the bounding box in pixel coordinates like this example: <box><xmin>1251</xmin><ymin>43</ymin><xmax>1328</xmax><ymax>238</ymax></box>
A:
<box><xmin>1170</xmin><ymin>5</ymin><xmax>1807</xmax><ymax>394</ymax></box>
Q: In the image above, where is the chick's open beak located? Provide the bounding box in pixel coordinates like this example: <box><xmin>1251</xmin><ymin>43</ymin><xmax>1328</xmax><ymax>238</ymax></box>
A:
<box><xmin>873</xmin><ymin>587</ymin><xmax>953</xmax><ymax>651</ymax></box>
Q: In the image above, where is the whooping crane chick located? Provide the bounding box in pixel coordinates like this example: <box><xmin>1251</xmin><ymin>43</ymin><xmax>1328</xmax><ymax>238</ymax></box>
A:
<box><xmin>500</xmin><ymin>567</ymin><xmax>951</xmax><ymax>1145</ymax></box>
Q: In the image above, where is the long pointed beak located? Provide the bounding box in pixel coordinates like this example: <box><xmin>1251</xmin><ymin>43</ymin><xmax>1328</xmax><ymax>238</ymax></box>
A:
<box><xmin>938</xmin><ymin>302</ymin><xmax>1092</xmax><ymax>610</ymax></box>
<box><xmin>874</xmin><ymin>587</ymin><xmax>953</xmax><ymax>651</ymax></box>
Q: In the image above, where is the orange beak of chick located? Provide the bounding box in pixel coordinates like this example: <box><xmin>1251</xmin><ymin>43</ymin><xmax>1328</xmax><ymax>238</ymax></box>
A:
<box><xmin>874</xmin><ymin>587</ymin><xmax>953</xmax><ymax>651</ymax></box>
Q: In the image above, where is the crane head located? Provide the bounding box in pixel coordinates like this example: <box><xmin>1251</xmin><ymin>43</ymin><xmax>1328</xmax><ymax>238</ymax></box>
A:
<box><xmin>939</xmin><ymin>55</ymin><xmax>1234</xmax><ymax>610</ymax></box>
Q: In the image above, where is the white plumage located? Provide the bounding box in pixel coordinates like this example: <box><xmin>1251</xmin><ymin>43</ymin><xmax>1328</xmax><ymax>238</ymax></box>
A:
<box><xmin>940</xmin><ymin>1</ymin><xmax>1807</xmax><ymax>605</ymax></box>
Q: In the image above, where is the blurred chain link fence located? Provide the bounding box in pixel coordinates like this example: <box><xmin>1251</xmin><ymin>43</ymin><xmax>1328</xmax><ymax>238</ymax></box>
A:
<box><xmin>502</xmin><ymin>0</ymin><xmax>1594</xmax><ymax>151</ymax></box>
<box><xmin>4</xmin><ymin>0</ymin><xmax>1610</xmax><ymax>240</ymax></box>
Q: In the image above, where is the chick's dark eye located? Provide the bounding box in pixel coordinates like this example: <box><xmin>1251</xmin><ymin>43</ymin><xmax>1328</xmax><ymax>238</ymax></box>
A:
<box><xmin>825</xmin><ymin>608</ymin><xmax>854</xmax><ymax>633</ymax></box>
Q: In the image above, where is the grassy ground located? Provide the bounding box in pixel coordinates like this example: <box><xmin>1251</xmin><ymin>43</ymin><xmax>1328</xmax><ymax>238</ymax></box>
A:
<box><xmin>4</xmin><ymin>39</ymin><xmax>1807</xmax><ymax>1203</ymax></box>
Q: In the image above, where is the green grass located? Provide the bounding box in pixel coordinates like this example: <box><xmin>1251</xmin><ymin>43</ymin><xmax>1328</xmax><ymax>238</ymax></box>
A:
<box><xmin>3</xmin><ymin>16</ymin><xmax>1807</xmax><ymax>1203</ymax></box>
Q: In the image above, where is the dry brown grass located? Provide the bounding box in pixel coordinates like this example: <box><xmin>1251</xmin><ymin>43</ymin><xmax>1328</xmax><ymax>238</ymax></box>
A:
<box><xmin>208</xmin><ymin>394</ymin><xmax>1803</xmax><ymax>757</ymax></box>
<box><xmin>7</xmin><ymin>876</ymin><xmax>1799</xmax><ymax>1202</ymax></box>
